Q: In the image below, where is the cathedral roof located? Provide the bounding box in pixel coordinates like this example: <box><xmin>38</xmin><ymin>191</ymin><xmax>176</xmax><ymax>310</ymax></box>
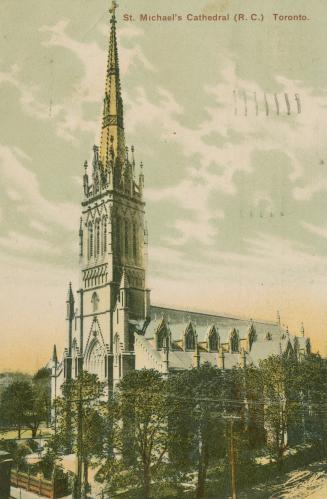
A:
<box><xmin>130</xmin><ymin>304</ymin><xmax>310</xmax><ymax>371</ymax></box>
<box><xmin>148</xmin><ymin>304</ymin><xmax>282</xmax><ymax>344</ymax></box>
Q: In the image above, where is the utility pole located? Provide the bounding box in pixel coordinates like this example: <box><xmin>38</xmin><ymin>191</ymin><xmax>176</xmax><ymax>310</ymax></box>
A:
<box><xmin>223</xmin><ymin>414</ymin><xmax>241</xmax><ymax>499</ymax></box>
<box><xmin>230</xmin><ymin>418</ymin><xmax>237</xmax><ymax>499</ymax></box>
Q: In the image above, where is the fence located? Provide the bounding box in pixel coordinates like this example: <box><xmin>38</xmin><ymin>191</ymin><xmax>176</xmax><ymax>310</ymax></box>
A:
<box><xmin>11</xmin><ymin>469</ymin><xmax>69</xmax><ymax>498</ymax></box>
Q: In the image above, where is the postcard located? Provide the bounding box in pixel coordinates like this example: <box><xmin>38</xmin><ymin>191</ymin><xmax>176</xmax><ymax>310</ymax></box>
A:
<box><xmin>1</xmin><ymin>1</ymin><xmax>326</xmax><ymax>498</ymax></box>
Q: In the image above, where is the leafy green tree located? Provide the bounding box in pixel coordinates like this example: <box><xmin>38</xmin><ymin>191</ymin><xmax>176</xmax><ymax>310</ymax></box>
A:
<box><xmin>168</xmin><ymin>364</ymin><xmax>229</xmax><ymax>499</ymax></box>
<box><xmin>101</xmin><ymin>369</ymin><xmax>173</xmax><ymax>499</ymax></box>
<box><xmin>258</xmin><ymin>355</ymin><xmax>301</xmax><ymax>468</ymax></box>
<box><xmin>0</xmin><ymin>439</ymin><xmax>31</xmax><ymax>471</ymax></box>
<box><xmin>296</xmin><ymin>354</ymin><xmax>327</xmax><ymax>452</ymax></box>
<box><xmin>33</xmin><ymin>368</ymin><xmax>51</xmax><ymax>426</ymax></box>
<box><xmin>54</xmin><ymin>371</ymin><xmax>105</xmax><ymax>498</ymax></box>
<box><xmin>25</xmin><ymin>378</ymin><xmax>51</xmax><ymax>438</ymax></box>
<box><xmin>0</xmin><ymin>381</ymin><xmax>33</xmax><ymax>438</ymax></box>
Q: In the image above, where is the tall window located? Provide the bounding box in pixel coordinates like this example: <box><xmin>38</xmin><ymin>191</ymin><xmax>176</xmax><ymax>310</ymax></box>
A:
<box><xmin>125</xmin><ymin>220</ymin><xmax>129</xmax><ymax>257</ymax></box>
<box><xmin>157</xmin><ymin>325</ymin><xmax>168</xmax><ymax>350</ymax></box>
<box><xmin>114</xmin><ymin>334</ymin><xmax>120</xmax><ymax>366</ymax></box>
<box><xmin>95</xmin><ymin>219</ymin><xmax>100</xmax><ymax>256</ymax></box>
<box><xmin>88</xmin><ymin>222</ymin><xmax>93</xmax><ymax>258</ymax></box>
<box><xmin>209</xmin><ymin>328</ymin><xmax>219</xmax><ymax>351</ymax></box>
<box><xmin>116</xmin><ymin>217</ymin><xmax>121</xmax><ymax>255</ymax></box>
<box><xmin>91</xmin><ymin>292</ymin><xmax>99</xmax><ymax>312</ymax></box>
<box><xmin>133</xmin><ymin>223</ymin><xmax>137</xmax><ymax>260</ymax></box>
<box><xmin>87</xmin><ymin>340</ymin><xmax>104</xmax><ymax>379</ymax></box>
<box><xmin>185</xmin><ymin>326</ymin><xmax>196</xmax><ymax>350</ymax></box>
<box><xmin>230</xmin><ymin>329</ymin><xmax>239</xmax><ymax>353</ymax></box>
<box><xmin>102</xmin><ymin>217</ymin><xmax>107</xmax><ymax>254</ymax></box>
<box><xmin>248</xmin><ymin>325</ymin><xmax>256</xmax><ymax>350</ymax></box>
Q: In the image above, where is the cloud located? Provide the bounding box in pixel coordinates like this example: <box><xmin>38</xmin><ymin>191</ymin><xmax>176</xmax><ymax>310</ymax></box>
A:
<box><xmin>302</xmin><ymin>222</ymin><xmax>327</xmax><ymax>240</ymax></box>
<box><xmin>37</xmin><ymin>19</ymin><xmax>154</xmax><ymax>142</ymax></box>
<box><xmin>0</xmin><ymin>65</ymin><xmax>61</xmax><ymax>122</ymax></box>
<box><xmin>0</xmin><ymin>231</ymin><xmax>60</xmax><ymax>256</ymax></box>
<box><xmin>125</xmin><ymin>57</ymin><xmax>327</xmax><ymax>251</ymax></box>
<box><xmin>0</xmin><ymin>144</ymin><xmax>79</xmax><ymax>233</ymax></box>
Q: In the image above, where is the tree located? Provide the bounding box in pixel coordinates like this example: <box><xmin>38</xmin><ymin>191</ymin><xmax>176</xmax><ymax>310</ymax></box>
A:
<box><xmin>296</xmin><ymin>354</ymin><xmax>327</xmax><ymax>453</ymax></box>
<box><xmin>168</xmin><ymin>364</ymin><xmax>229</xmax><ymax>499</ymax></box>
<box><xmin>54</xmin><ymin>371</ymin><xmax>105</xmax><ymax>498</ymax></box>
<box><xmin>0</xmin><ymin>381</ymin><xmax>33</xmax><ymax>438</ymax></box>
<box><xmin>33</xmin><ymin>368</ymin><xmax>51</xmax><ymax>426</ymax></box>
<box><xmin>25</xmin><ymin>371</ymin><xmax>52</xmax><ymax>438</ymax></box>
<box><xmin>101</xmin><ymin>369</ymin><xmax>173</xmax><ymax>499</ymax></box>
<box><xmin>258</xmin><ymin>354</ymin><xmax>300</xmax><ymax>468</ymax></box>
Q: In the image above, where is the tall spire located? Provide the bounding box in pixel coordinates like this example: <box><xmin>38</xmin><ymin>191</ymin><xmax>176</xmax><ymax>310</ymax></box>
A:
<box><xmin>100</xmin><ymin>1</ymin><xmax>125</xmax><ymax>168</ymax></box>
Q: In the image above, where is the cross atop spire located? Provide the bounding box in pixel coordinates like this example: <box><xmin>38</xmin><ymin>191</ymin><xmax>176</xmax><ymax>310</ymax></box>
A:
<box><xmin>109</xmin><ymin>0</ymin><xmax>118</xmax><ymax>15</ymax></box>
<box><xmin>100</xmin><ymin>0</ymin><xmax>125</xmax><ymax>168</ymax></box>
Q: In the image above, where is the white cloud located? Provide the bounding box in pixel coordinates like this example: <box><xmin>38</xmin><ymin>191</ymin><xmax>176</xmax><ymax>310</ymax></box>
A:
<box><xmin>29</xmin><ymin>220</ymin><xmax>51</xmax><ymax>234</ymax></box>
<box><xmin>0</xmin><ymin>231</ymin><xmax>59</xmax><ymax>255</ymax></box>
<box><xmin>0</xmin><ymin>145</ymin><xmax>79</xmax><ymax>232</ymax></box>
<box><xmin>126</xmin><ymin>57</ymin><xmax>327</xmax><ymax>248</ymax></box>
<box><xmin>36</xmin><ymin>19</ymin><xmax>154</xmax><ymax>142</ymax></box>
<box><xmin>302</xmin><ymin>222</ymin><xmax>327</xmax><ymax>240</ymax></box>
<box><xmin>0</xmin><ymin>66</ymin><xmax>61</xmax><ymax>122</ymax></box>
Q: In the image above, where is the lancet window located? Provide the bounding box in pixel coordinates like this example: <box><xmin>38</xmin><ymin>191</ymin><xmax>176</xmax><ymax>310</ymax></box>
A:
<box><xmin>116</xmin><ymin>217</ymin><xmax>121</xmax><ymax>255</ymax></box>
<box><xmin>102</xmin><ymin>216</ymin><xmax>107</xmax><ymax>254</ymax></box>
<box><xmin>157</xmin><ymin>324</ymin><xmax>168</xmax><ymax>350</ymax></box>
<box><xmin>248</xmin><ymin>325</ymin><xmax>257</xmax><ymax>350</ymax></box>
<box><xmin>125</xmin><ymin>220</ymin><xmax>129</xmax><ymax>257</ymax></box>
<box><xmin>95</xmin><ymin>219</ymin><xmax>101</xmax><ymax>256</ymax></box>
<box><xmin>91</xmin><ymin>292</ymin><xmax>100</xmax><ymax>312</ymax></box>
<box><xmin>133</xmin><ymin>223</ymin><xmax>137</xmax><ymax>260</ymax></box>
<box><xmin>185</xmin><ymin>325</ymin><xmax>196</xmax><ymax>350</ymax></box>
<box><xmin>208</xmin><ymin>328</ymin><xmax>219</xmax><ymax>351</ymax></box>
<box><xmin>87</xmin><ymin>340</ymin><xmax>104</xmax><ymax>379</ymax></box>
<box><xmin>88</xmin><ymin>222</ymin><xmax>93</xmax><ymax>259</ymax></box>
<box><xmin>230</xmin><ymin>329</ymin><xmax>239</xmax><ymax>353</ymax></box>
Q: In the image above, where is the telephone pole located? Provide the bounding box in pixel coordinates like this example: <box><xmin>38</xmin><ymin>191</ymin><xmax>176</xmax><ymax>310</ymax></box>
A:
<box><xmin>230</xmin><ymin>418</ymin><xmax>237</xmax><ymax>499</ymax></box>
<box><xmin>223</xmin><ymin>414</ymin><xmax>241</xmax><ymax>499</ymax></box>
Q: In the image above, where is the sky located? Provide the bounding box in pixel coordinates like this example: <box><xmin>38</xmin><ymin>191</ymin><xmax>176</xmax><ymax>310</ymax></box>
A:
<box><xmin>1</xmin><ymin>0</ymin><xmax>327</xmax><ymax>372</ymax></box>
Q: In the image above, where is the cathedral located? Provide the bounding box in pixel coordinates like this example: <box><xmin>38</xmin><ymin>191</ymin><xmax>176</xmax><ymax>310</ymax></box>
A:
<box><xmin>50</xmin><ymin>5</ymin><xmax>311</xmax><ymax>401</ymax></box>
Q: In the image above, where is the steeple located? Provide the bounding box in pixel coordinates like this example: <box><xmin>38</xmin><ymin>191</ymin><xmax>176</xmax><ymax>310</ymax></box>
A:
<box><xmin>100</xmin><ymin>1</ymin><xmax>125</xmax><ymax>168</ymax></box>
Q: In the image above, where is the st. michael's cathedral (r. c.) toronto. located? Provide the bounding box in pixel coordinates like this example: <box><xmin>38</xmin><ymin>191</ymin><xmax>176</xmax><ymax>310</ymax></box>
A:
<box><xmin>50</xmin><ymin>4</ymin><xmax>311</xmax><ymax>402</ymax></box>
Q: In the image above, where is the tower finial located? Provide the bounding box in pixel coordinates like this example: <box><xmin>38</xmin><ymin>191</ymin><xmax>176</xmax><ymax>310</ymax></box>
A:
<box><xmin>52</xmin><ymin>344</ymin><xmax>58</xmax><ymax>364</ymax></box>
<box><xmin>109</xmin><ymin>0</ymin><xmax>118</xmax><ymax>16</ymax></box>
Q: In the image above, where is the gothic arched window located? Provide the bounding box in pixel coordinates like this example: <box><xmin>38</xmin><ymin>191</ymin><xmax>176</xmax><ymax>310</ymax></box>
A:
<box><xmin>125</xmin><ymin>220</ymin><xmax>129</xmax><ymax>257</ymax></box>
<box><xmin>91</xmin><ymin>292</ymin><xmax>99</xmax><ymax>312</ymax></box>
<box><xmin>88</xmin><ymin>222</ymin><xmax>93</xmax><ymax>258</ymax></box>
<box><xmin>133</xmin><ymin>223</ymin><xmax>137</xmax><ymax>260</ymax></box>
<box><xmin>102</xmin><ymin>216</ymin><xmax>107</xmax><ymax>255</ymax></box>
<box><xmin>306</xmin><ymin>339</ymin><xmax>311</xmax><ymax>355</ymax></box>
<box><xmin>114</xmin><ymin>334</ymin><xmax>120</xmax><ymax>366</ymax></box>
<box><xmin>208</xmin><ymin>327</ymin><xmax>219</xmax><ymax>351</ymax></box>
<box><xmin>230</xmin><ymin>329</ymin><xmax>239</xmax><ymax>353</ymax></box>
<box><xmin>115</xmin><ymin>217</ymin><xmax>121</xmax><ymax>255</ymax></box>
<box><xmin>157</xmin><ymin>324</ymin><xmax>168</xmax><ymax>350</ymax></box>
<box><xmin>185</xmin><ymin>325</ymin><xmax>196</xmax><ymax>350</ymax></box>
<box><xmin>95</xmin><ymin>219</ymin><xmax>100</xmax><ymax>256</ymax></box>
<box><xmin>86</xmin><ymin>340</ymin><xmax>104</xmax><ymax>379</ymax></box>
<box><xmin>248</xmin><ymin>325</ymin><xmax>257</xmax><ymax>350</ymax></box>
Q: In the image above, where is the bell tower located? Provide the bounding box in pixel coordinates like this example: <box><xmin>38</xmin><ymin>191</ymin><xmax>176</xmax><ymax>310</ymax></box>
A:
<box><xmin>69</xmin><ymin>1</ymin><xmax>150</xmax><ymax>391</ymax></box>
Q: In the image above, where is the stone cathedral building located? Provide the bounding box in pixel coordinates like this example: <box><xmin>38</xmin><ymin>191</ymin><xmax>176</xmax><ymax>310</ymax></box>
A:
<box><xmin>50</xmin><ymin>5</ymin><xmax>311</xmax><ymax>400</ymax></box>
